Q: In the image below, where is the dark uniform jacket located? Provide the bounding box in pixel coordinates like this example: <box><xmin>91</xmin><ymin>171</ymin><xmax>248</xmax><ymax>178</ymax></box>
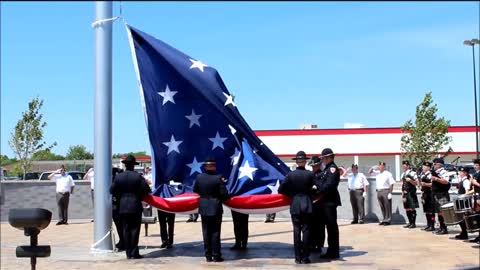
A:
<box><xmin>315</xmin><ymin>161</ymin><xmax>341</xmax><ymax>206</ymax></box>
<box><xmin>431</xmin><ymin>167</ymin><xmax>450</xmax><ymax>193</ymax></box>
<box><xmin>110</xmin><ymin>171</ymin><xmax>151</xmax><ymax>214</ymax></box>
<box><xmin>193</xmin><ymin>171</ymin><xmax>229</xmax><ymax>216</ymax></box>
<box><xmin>474</xmin><ymin>171</ymin><xmax>480</xmax><ymax>194</ymax></box>
<box><xmin>401</xmin><ymin>169</ymin><xmax>417</xmax><ymax>195</ymax></box>
<box><xmin>278</xmin><ymin>167</ymin><xmax>314</xmax><ymax>215</ymax></box>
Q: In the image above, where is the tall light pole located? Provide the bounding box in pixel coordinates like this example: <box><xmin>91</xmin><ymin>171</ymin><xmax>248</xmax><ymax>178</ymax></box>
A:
<box><xmin>464</xmin><ymin>38</ymin><xmax>480</xmax><ymax>159</ymax></box>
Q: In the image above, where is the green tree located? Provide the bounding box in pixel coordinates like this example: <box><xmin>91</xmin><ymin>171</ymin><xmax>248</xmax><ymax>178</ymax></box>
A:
<box><xmin>65</xmin><ymin>145</ymin><xmax>93</xmax><ymax>160</ymax></box>
<box><xmin>32</xmin><ymin>149</ymin><xmax>65</xmax><ymax>161</ymax></box>
<box><xmin>0</xmin><ymin>155</ymin><xmax>17</xmax><ymax>166</ymax></box>
<box><xmin>400</xmin><ymin>92</ymin><xmax>452</xmax><ymax>168</ymax></box>
<box><xmin>112</xmin><ymin>151</ymin><xmax>147</xmax><ymax>158</ymax></box>
<box><xmin>8</xmin><ymin>97</ymin><xmax>56</xmax><ymax>179</ymax></box>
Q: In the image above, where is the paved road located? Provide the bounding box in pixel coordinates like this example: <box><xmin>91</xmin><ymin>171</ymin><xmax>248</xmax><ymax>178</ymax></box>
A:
<box><xmin>1</xmin><ymin>217</ymin><xmax>479</xmax><ymax>270</ymax></box>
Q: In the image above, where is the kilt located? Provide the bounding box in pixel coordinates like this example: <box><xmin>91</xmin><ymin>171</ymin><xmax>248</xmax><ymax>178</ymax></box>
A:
<box><xmin>421</xmin><ymin>191</ymin><xmax>434</xmax><ymax>213</ymax></box>
<box><xmin>403</xmin><ymin>191</ymin><xmax>419</xmax><ymax>209</ymax></box>
<box><xmin>433</xmin><ymin>192</ymin><xmax>450</xmax><ymax>213</ymax></box>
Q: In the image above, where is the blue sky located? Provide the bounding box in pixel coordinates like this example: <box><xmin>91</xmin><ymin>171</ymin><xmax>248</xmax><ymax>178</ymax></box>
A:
<box><xmin>1</xmin><ymin>1</ymin><xmax>479</xmax><ymax>157</ymax></box>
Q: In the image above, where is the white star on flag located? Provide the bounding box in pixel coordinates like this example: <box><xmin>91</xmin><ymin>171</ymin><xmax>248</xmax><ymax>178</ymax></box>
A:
<box><xmin>162</xmin><ymin>135</ymin><xmax>183</xmax><ymax>154</ymax></box>
<box><xmin>267</xmin><ymin>180</ymin><xmax>281</xmax><ymax>194</ymax></box>
<box><xmin>189</xmin><ymin>59</ymin><xmax>208</xmax><ymax>72</ymax></box>
<box><xmin>238</xmin><ymin>160</ymin><xmax>258</xmax><ymax>180</ymax></box>
<box><xmin>228</xmin><ymin>124</ymin><xmax>236</xmax><ymax>135</ymax></box>
<box><xmin>185</xmin><ymin>109</ymin><xmax>202</xmax><ymax>128</ymax></box>
<box><xmin>158</xmin><ymin>85</ymin><xmax>178</xmax><ymax>105</ymax></box>
<box><xmin>223</xmin><ymin>92</ymin><xmax>236</xmax><ymax>107</ymax></box>
<box><xmin>230</xmin><ymin>148</ymin><xmax>241</xmax><ymax>165</ymax></box>
<box><xmin>209</xmin><ymin>131</ymin><xmax>228</xmax><ymax>150</ymax></box>
<box><xmin>186</xmin><ymin>157</ymin><xmax>204</xmax><ymax>176</ymax></box>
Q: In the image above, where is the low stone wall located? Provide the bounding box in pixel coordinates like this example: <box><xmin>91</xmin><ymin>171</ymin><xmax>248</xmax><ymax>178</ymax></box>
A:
<box><xmin>0</xmin><ymin>179</ymin><xmax>449</xmax><ymax>225</ymax></box>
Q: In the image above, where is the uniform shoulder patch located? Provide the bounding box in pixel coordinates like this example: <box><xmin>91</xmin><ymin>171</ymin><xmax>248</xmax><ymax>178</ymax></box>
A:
<box><xmin>330</xmin><ymin>167</ymin><xmax>336</xmax><ymax>173</ymax></box>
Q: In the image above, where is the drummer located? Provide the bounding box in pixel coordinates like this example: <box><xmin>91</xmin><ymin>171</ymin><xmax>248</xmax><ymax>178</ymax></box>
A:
<box><xmin>431</xmin><ymin>158</ymin><xmax>451</xmax><ymax>235</ymax></box>
<box><xmin>469</xmin><ymin>159</ymin><xmax>480</xmax><ymax>243</ymax></box>
<box><xmin>455</xmin><ymin>167</ymin><xmax>471</xmax><ymax>240</ymax></box>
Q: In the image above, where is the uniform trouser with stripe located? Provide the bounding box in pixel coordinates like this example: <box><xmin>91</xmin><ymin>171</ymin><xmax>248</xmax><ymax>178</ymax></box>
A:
<box><xmin>349</xmin><ymin>190</ymin><xmax>365</xmax><ymax>222</ymax></box>
<box><xmin>201</xmin><ymin>214</ymin><xmax>222</xmax><ymax>257</ymax></box>
<box><xmin>232</xmin><ymin>210</ymin><xmax>249</xmax><ymax>247</ymax></box>
<box><xmin>291</xmin><ymin>213</ymin><xmax>311</xmax><ymax>260</ymax></box>
<box><xmin>377</xmin><ymin>189</ymin><xmax>392</xmax><ymax>223</ymax></box>
<box><xmin>121</xmin><ymin>212</ymin><xmax>142</xmax><ymax>258</ymax></box>
<box><xmin>158</xmin><ymin>210</ymin><xmax>175</xmax><ymax>245</ymax></box>
<box><xmin>56</xmin><ymin>192</ymin><xmax>70</xmax><ymax>222</ymax></box>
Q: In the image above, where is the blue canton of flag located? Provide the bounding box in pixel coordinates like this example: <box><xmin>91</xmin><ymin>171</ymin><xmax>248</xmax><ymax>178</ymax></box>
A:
<box><xmin>127</xmin><ymin>26</ymin><xmax>289</xmax><ymax>199</ymax></box>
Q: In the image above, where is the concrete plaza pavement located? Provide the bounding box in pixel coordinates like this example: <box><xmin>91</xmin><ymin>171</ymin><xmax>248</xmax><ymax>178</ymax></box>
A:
<box><xmin>1</xmin><ymin>216</ymin><xmax>479</xmax><ymax>270</ymax></box>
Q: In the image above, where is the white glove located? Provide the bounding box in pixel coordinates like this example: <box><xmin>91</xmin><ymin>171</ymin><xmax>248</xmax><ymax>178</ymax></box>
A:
<box><xmin>362</xmin><ymin>192</ymin><xmax>366</xmax><ymax>198</ymax></box>
<box><xmin>387</xmin><ymin>193</ymin><xmax>392</xmax><ymax>200</ymax></box>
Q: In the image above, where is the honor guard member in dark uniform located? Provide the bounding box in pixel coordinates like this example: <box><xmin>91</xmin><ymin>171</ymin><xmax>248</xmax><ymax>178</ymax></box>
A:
<box><xmin>230</xmin><ymin>210</ymin><xmax>249</xmax><ymax>250</ymax></box>
<box><xmin>455</xmin><ymin>166</ymin><xmax>471</xmax><ymax>240</ymax></box>
<box><xmin>315</xmin><ymin>148</ymin><xmax>341</xmax><ymax>260</ymax></box>
<box><xmin>193</xmin><ymin>156</ymin><xmax>229</xmax><ymax>262</ymax></box>
<box><xmin>308</xmin><ymin>155</ymin><xmax>324</xmax><ymax>253</ymax></box>
<box><xmin>419</xmin><ymin>162</ymin><xmax>435</xmax><ymax>231</ymax></box>
<box><xmin>265</xmin><ymin>213</ymin><xmax>276</xmax><ymax>223</ymax></box>
<box><xmin>431</xmin><ymin>157</ymin><xmax>451</xmax><ymax>235</ymax></box>
<box><xmin>470</xmin><ymin>159</ymin><xmax>480</xmax><ymax>243</ymax></box>
<box><xmin>158</xmin><ymin>209</ymin><xmax>175</xmax><ymax>248</ymax></box>
<box><xmin>110</xmin><ymin>155</ymin><xmax>151</xmax><ymax>259</ymax></box>
<box><xmin>187</xmin><ymin>213</ymin><xmax>199</xmax><ymax>222</ymax></box>
<box><xmin>112</xmin><ymin>167</ymin><xmax>125</xmax><ymax>251</ymax></box>
<box><xmin>401</xmin><ymin>161</ymin><xmax>419</xmax><ymax>228</ymax></box>
<box><xmin>278</xmin><ymin>151</ymin><xmax>315</xmax><ymax>264</ymax></box>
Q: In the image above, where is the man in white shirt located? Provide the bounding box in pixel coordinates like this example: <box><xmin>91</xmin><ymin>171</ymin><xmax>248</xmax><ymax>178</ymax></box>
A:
<box><xmin>84</xmin><ymin>167</ymin><xmax>94</xmax><ymax>205</ymax></box>
<box><xmin>49</xmin><ymin>165</ymin><xmax>75</xmax><ymax>225</ymax></box>
<box><xmin>369</xmin><ymin>161</ymin><xmax>395</xmax><ymax>225</ymax></box>
<box><xmin>83</xmin><ymin>166</ymin><xmax>94</xmax><ymax>222</ymax></box>
<box><xmin>343</xmin><ymin>164</ymin><xmax>369</xmax><ymax>224</ymax></box>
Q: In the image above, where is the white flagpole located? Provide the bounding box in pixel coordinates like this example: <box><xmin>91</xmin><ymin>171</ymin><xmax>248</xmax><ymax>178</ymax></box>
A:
<box><xmin>93</xmin><ymin>0</ymin><xmax>113</xmax><ymax>251</ymax></box>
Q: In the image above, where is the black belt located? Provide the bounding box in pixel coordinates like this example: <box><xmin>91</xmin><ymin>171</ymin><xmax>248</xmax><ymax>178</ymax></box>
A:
<box><xmin>57</xmin><ymin>192</ymin><xmax>70</xmax><ymax>195</ymax></box>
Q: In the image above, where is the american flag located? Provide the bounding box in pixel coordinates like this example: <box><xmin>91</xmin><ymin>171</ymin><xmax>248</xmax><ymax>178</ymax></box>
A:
<box><xmin>126</xmin><ymin>25</ymin><xmax>291</xmax><ymax>214</ymax></box>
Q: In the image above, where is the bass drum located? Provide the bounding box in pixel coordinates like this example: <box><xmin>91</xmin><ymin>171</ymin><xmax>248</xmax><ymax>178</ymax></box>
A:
<box><xmin>440</xmin><ymin>202</ymin><xmax>463</xmax><ymax>225</ymax></box>
<box><xmin>464</xmin><ymin>214</ymin><xmax>480</xmax><ymax>233</ymax></box>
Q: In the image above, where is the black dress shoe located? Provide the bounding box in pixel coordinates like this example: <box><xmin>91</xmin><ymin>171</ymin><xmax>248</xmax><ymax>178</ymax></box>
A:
<box><xmin>230</xmin><ymin>244</ymin><xmax>241</xmax><ymax>250</ymax></box>
<box><xmin>379</xmin><ymin>222</ymin><xmax>385</xmax><ymax>225</ymax></box>
<box><xmin>56</xmin><ymin>221</ymin><xmax>63</xmax><ymax>225</ymax></box>
<box><xmin>455</xmin><ymin>234</ymin><xmax>468</xmax><ymax>240</ymax></box>
<box><xmin>469</xmin><ymin>237</ymin><xmax>480</xmax><ymax>243</ymax></box>
<box><xmin>425</xmin><ymin>226</ymin><xmax>435</xmax><ymax>232</ymax></box>
<box><xmin>320</xmin><ymin>253</ymin><xmax>340</xmax><ymax>259</ymax></box>
<box><xmin>435</xmin><ymin>228</ymin><xmax>448</xmax><ymax>235</ymax></box>
<box><xmin>403</xmin><ymin>224</ymin><xmax>412</xmax><ymax>228</ymax></box>
<box><xmin>131</xmin><ymin>255</ymin><xmax>144</xmax><ymax>259</ymax></box>
<box><xmin>213</xmin><ymin>256</ymin><xmax>224</xmax><ymax>262</ymax></box>
<box><xmin>295</xmin><ymin>258</ymin><xmax>302</xmax><ymax>264</ymax></box>
<box><xmin>301</xmin><ymin>258</ymin><xmax>311</xmax><ymax>264</ymax></box>
<box><xmin>160</xmin><ymin>242</ymin><xmax>168</xmax><ymax>248</ymax></box>
<box><xmin>186</xmin><ymin>219</ymin><xmax>193</xmax><ymax>223</ymax></box>
<box><xmin>383</xmin><ymin>222</ymin><xmax>390</xmax><ymax>226</ymax></box>
<box><xmin>409</xmin><ymin>224</ymin><xmax>416</xmax><ymax>229</ymax></box>
<box><xmin>205</xmin><ymin>256</ymin><xmax>213</xmax><ymax>262</ymax></box>
<box><xmin>351</xmin><ymin>220</ymin><xmax>358</xmax><ymax>224</ymax></box>
<box><xmin>166</xmin><ymin>243</ymin><xmax>173</xmax><ymax>249</ymax></box>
